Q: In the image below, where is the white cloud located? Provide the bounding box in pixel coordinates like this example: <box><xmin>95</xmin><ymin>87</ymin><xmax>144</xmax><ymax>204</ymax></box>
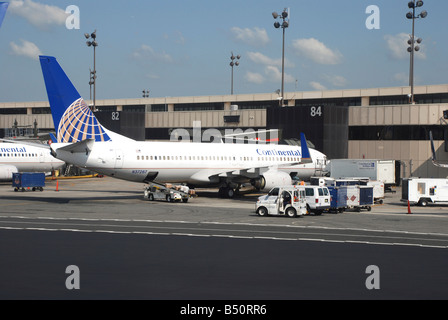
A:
<box><xmin>245</xmin><ymin>52</ymin><xmax>294</xmax><ymax>85</ymax></box>
<box><xmin>245</xmin><ymin>71</ymin><xmax>265</xmax><ymax>84</ymax></box>
<box><xmin>292</xmin><ymin>38</ymin><xmax>342</xmax><ymax>65</ymax></box>
<box><xmin>392</xmin><ymin>72</ymin><xmax>409</xmax><ymax>85</ymax></box>
<box><xmin>230</xmin><ymin>27</ymin><xmax>269</xmax><ymax>47</ymax></box>
<box><xmin>322</xmin><ymin>74</ymin><xmax>348</xmax><ymax>87</ymax></box>
<box><xmin>132</xmin><ymin>45</ymin><xmax>174</xmax><ymax>64</ymax></box>
<box><xmin>247</xmin><ymin>51</ymin><xmax>294</xmax><ymax>68</ymax></box>
<box><xmin>10</xmin><ymin>39</ymin><xmax>42</xmax><ymax>60</ymax></box>
<box><xmin>9</xmin><ymin>0</ymin><xmax>67</xmax><ymax>29</ymax></box>
<box><xmin>163</xmin><ymin>31</ymin><xmax>186</xmax><ymax>45</ymax></box>
<box><xmin>310</xmin><ymin>81</ymin><xmax>327</xmax><ymax>91</ymax></box>
<box><xmin>385</xmin><ymin>33</ymin><xmax>426</xmax><ymax>60</ymax></box>
<box><xmin>264</xmin><ymin>66</ymin><xmax>295</xmax><ymax>83</ymax></box>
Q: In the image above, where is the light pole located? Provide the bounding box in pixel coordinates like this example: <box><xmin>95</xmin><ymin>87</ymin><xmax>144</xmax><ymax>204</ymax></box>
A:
<box><xmin>272</xmin><ymin>8</ymin><xmax>289</xmax><ymax>107</ymax></box>
<box><xmin>406</xmin><ymin>1</ymin><xmax>427</xmax><ymax>104</ymax></box>
<box><xmin>230</xmin><ymin>52</ymin><xmax>240</xmax><ymax>95</ymax></box>
<box><xmin>85</xmin><ymin>30</ymin><xmax>98</xmax><ymax>110</ymax></box>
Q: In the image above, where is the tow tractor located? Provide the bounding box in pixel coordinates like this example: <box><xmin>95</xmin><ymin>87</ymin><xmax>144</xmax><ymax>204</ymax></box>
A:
<box><xmin>144</xmin><ymin>182</ymin><xmax>194</xmax><ymax>203</ymax></box>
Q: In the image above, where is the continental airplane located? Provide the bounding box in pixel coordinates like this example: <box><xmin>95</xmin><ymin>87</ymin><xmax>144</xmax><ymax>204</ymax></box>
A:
<box><xmin>0</xmin><ymin>140</ymin><xmax>65</xmax><ymax>181</ymax></box>
<box><xmin>429</xmin><ymin>131</ymin><xmax>448</xmax><ymax>168</ymax></box>
<box><xmin>39</xmin><ymin>55</ymin><xmax>328</xmax><ymax>197</ymax></box>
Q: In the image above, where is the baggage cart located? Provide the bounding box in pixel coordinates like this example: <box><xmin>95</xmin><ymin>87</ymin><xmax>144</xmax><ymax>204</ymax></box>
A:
<box><xmin>12</xmin><ymin>172</ymin><xmax>45</xmax><ymax>192</ymax></box>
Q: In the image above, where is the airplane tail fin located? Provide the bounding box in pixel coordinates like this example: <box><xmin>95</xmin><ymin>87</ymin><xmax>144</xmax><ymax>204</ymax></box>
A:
<box><xmin>39</xmin><ymin>56</ymin><xmax>114</xmax><ymax>143</ymax></box>
<box><xmin>300</xmin><ymin>133</ymin><xmax>312</xmax><ymax>164</ymax></box>
<box><xmin>0</xmin><ymin>2</ymin><xmax>8</xmax><ymax>29</ymax></box>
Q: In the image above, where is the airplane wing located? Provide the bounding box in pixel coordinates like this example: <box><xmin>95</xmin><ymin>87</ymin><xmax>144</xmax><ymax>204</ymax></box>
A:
<box><xmin>429</xmin><ymin>131</ymin><xmax>448</xmax><ymax>168</ymax></box>
<box><xmin>0</xmin><ymin>138</ymin><xmax>50</xmax><ymax>149</ymax></box>
<box><xmin>53</xmin><ymin>139</ymin><xmax>94</xmax><ymax>155</ymax></box>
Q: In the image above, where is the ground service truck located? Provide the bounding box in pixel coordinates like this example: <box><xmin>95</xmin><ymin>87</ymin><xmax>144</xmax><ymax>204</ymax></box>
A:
<box><xmin>402</xmin><ymin>178</ymin><xmax>448</xmax><ymax>206</ymax></box>
<box><xmin>328</xmin><ymin>159</ymin><xmax>399</xmax><ymax>190</ymax></box>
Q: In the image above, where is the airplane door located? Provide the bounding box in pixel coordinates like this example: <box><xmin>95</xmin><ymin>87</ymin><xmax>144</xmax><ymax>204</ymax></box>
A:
<box><xmin>39</xmin><ymin>151</ymin><xmax>44</xmax><ymax>163</ymax></box>
<box><xmin>115</xmin><ymin>149</ymin><xmax>123</xmax><ymax>169</ymax></box>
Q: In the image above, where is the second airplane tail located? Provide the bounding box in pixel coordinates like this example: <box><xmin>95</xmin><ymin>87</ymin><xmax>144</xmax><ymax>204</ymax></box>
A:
<box><xmin>300</xmin><ymin>133</ymin><xmax>312</xmax><ymax>164</ymax></box>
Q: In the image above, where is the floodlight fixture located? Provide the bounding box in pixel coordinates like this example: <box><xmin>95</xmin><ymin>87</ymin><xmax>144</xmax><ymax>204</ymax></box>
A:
<box><xmin>272</xmin><ymin>8</ymin><xmax>290</xmax><ymax>107</ymax></box>
<box><xmin>230</xmin><ymin>52</ymin><xmax>241</xmax><ymax>95</ymax></box>
<box><xmin>85</xmin><ymin>30</ymin><xmax>98</xmax><ymax>110</ymax></box>
<box><xmin>405</xmin><ymin>1</ymin><xmax>427</xmax><ymax>104</ymax></box>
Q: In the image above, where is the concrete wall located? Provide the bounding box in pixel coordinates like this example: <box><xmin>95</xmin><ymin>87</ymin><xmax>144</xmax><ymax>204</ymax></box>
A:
<box><xmin>145</xmin><ymin>109</ymin><xmax>266</xmax><ymax>129</ymax></box>
<box><xmin>349</xmin><ymin>104</ymin><xmax>448</xmax><ymax>179</ymax></box>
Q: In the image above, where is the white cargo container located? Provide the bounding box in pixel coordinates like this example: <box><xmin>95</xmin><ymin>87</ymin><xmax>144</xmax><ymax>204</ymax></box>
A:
<box><xmin>402</xmin><ymin>178</ymin><xmax>448</xmax><ymax>206</ymax></box>
<box><xmin>328</xmin><ymin>159</ymin><xmax>396</xmax><ymax>186</ymax></box>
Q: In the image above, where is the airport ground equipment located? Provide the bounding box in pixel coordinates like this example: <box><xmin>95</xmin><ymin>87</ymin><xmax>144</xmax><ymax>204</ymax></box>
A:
<box><xmin>12</xmin><ymin>172</ymin><xmax>45</xmax><ymax>192</ymax></box>
<box><xmin>255</xmin><ymin>186</ymin><xmax>307</xmax><ymax>218</ymax></box>
<box><xmin>144</xmin><ymin>182</ymin><xmax>193</xmax><ymax>203</ymax></box>
<box><xmin>294</xmin><ymin>185</ymin><xmax>331</xmax><ymax>215</ymax></box>
<box><xmin>327</xmin><ymin>186</ymin><xmax>348</xmax><ymax>213</ymax></box>
<box><xmin>343</xmin><ymin>185</ymin><xmax>373</xmax><ymax>212</ymax></box>
<box><xmin>318</xmin><ymin>177</ymin><xmax>384</xmax><ymax>204</ymax></box>
<box><xmin>328</xmin><ymin>159</ymin><xmax>398</xmax><ymax>191</ymax></box>
<box><xmin>402</xmin><ymin>178</ymin><xmax>448</xmax><ymax>206</ymax></box>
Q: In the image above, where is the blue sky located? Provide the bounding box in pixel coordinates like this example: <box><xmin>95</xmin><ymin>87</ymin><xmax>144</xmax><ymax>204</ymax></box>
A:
<box><xmin>0</xmin><ymin>0</ymin><xmax>447</xmax><ymax>103</ymax></box>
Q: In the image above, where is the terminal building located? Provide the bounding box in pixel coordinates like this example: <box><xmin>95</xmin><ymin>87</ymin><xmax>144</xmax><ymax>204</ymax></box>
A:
<box><xmin>1</xmin><ymin>83</ymin><xmax>448</xmax><ymax>180</ymax></box>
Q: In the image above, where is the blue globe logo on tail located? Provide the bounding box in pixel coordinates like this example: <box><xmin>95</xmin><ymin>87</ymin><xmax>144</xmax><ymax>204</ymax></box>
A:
<box><xmin>58</xmin><ymin>98</ymin><xmax>111</xmax><ymax>143</ymax></box>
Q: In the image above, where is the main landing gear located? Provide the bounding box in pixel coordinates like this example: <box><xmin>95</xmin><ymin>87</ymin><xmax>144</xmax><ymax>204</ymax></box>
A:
<box><xmin>218</xmin><ymin>184</ymin><xmax>240</xmax><ymax>198</ymax></box>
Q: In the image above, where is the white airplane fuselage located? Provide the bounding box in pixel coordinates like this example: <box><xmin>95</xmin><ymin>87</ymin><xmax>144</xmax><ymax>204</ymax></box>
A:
<box><xmin>52</xmin><ymin>140</ymin><xmax>327</xmax><ymax>186</ymax></box>
<box><xmin>0</xmin><ymin>143</ymin><xmax>65</xmax><ymax>180</ymax></box>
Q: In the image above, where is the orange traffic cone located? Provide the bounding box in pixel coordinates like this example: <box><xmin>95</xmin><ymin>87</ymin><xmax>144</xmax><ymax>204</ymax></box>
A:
<box><xmin>407</xmin><ymin>200</ymin><xmax>412</xmax><ymax>214</ymax></box>
<box><xmin>56</xmin><ymin>180</ymin><xmax>59</xmax><ymax>192</ymax></box>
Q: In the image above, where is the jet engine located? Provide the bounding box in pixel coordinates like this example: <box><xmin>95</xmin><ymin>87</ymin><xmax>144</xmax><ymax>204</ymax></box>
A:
<box><xmin>0</xmin><ymin>165</ymin><xmax>18</xmax><ymax>181</ymax></box>
<box><xmin>251</xmin><ymin>170</ymin><xmax>292</xmax><ymax>192</ymax></box>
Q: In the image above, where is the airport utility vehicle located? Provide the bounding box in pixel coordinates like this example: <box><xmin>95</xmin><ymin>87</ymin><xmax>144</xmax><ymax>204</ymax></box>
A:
<box><xmin>294</xmin><ymin>185</ymin><xmax>331</xmax><ymax>215</ymax></box>
<box><xmin>402</xmin><ymin>178</ymin><xmax>448</xmax><ymax>206</ymax></box>
<box><xmin>256</xmin><ymin>186</ymin><xmax>307</xmax><ymax>218</ymax></box>
<box><xmin>144</xmin><ymin>183</ymin><xmax>191</xmax><ymax>203</ymax></box>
